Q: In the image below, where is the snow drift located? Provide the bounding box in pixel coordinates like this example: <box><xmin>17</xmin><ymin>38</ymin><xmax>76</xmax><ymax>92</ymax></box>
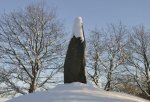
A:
<box><xmin>6</xmin><ymin>82</ymin><xmax>149</xmax><ymax>102</ymax></box>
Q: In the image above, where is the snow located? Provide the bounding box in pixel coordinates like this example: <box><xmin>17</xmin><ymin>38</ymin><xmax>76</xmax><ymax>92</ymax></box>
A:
<box><xmin>0</xmin><ymin>98</ymin><xmax>8</xmax><ymax>102</ymax></box>
<box><xmin>72</xmin><ymin>16</ymin><xmax>84</xmax><ymax>42</ymax></box>
<box><xmin>6</xmin><ymin>82</ymin><xmax>149</xmax><ymax>102</ymax></box>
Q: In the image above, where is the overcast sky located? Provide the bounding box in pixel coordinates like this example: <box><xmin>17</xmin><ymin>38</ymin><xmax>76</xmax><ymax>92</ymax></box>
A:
<box><xmin>0</xmin><ymin>0</ymin><xmax>150</xmax><ymax>35</ymax></box>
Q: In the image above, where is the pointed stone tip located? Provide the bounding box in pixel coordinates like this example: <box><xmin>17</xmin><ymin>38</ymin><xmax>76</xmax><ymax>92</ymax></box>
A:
<box><xmin>72</xmin><ymin>16</ymin><xmax>84</xmax><ymax>42</ymax></box>
<box><xmin>75</xmin><ymin>16</ymin><xmax>83</xmax><ymax>23</ymax></box>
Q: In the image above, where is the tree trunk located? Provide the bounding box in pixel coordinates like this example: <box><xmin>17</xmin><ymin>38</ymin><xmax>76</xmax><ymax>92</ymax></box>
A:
<box><xmin>29</xmin><ymin>61</ymin><xmax>39</xmax><ymax>93</ymax></box>
<box><xmin>104</xmin><ymin>59</ymin><xmax>113</xmax><ymax>91</ymax></box>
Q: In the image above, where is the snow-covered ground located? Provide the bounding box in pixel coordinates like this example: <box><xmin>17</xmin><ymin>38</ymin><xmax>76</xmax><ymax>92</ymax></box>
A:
<box><xmin>5</xmin><ymin>82</ymin><xmax>149</xmax><ymax>102</ymax></box>
<box><xmin>0</xmin><ymin>98</ymin><xmax>8</xmax><ymax>102</ymax></box>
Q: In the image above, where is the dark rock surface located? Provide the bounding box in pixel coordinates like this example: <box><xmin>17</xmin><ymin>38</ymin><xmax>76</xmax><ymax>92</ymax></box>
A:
<box><xmin>64</xmin><ymin>36</ymin><xmax>86</xmax><ymax>83</ymax></box>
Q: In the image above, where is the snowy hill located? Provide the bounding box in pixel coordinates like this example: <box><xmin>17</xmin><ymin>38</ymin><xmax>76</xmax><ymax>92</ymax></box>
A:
<box><xmin>6</xmin><ymin>82</ymin><xmax>149</xmax><ymax>102</ymax></box>
<box><xmin>0</xmin><ymin>98</ymin><xmax>8</xmax><ymax>102</ymax></box>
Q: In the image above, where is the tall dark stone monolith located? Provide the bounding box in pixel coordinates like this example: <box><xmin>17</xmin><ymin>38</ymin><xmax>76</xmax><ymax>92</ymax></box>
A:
<box><xmin>64</xmin><ymin>17</ymin><xmax>87</xmax><ymax>84</ymax></box>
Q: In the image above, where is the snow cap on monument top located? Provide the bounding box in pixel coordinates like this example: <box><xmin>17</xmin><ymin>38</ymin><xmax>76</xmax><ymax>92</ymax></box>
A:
<box><xmin>72</xmin><ymin>16</ymin><xmax>84</xmax><ymax>42</ymax></box>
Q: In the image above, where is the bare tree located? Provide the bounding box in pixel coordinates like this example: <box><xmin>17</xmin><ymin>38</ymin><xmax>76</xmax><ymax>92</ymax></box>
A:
<box><xmin>126</xmin><ymin>25</ymin><xmax>150</xmax><ymax>98</ymax></box>
<box><xmin>87</xmin><ymin>23</ymin><xmax>128</xmax><ymax>90</ymax></box>
<box><xmin>0</xmin><ymin>4</ymin><xmax>65</xmax><ymax>96</ymax></box>
<box><xmin>87</xmin><ymin>29</ymin><xmax>103</xmax><ymax>86</ymax></box>
<box><xmin>103</xmin><ymin>24</ymin><xmax>128</xmax><ymax>91</ymax></box>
